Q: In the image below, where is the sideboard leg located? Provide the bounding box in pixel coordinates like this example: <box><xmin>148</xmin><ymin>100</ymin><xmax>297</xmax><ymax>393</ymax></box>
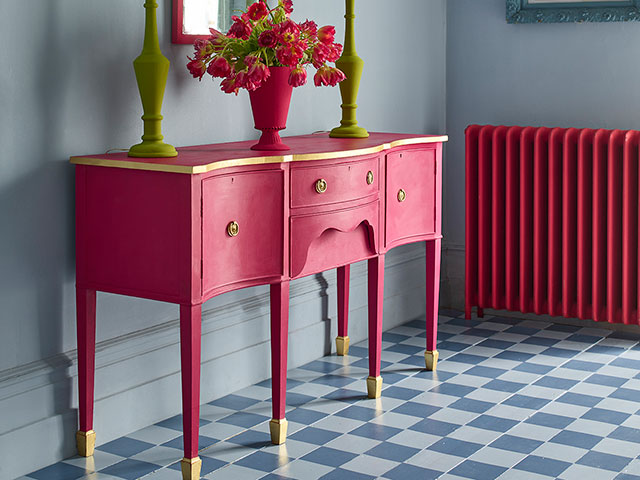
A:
<box><xmin>336</xmin><ymin>264</ymin><xmax>351</xmax><ymax>356</ymax></box>
<box><xmin>179</xmin><ymin>304</ymin><xmax>202</xmax><ymax>480</ymax></box>
<box><xmin>76</xmin><ymin>288</ymin><xmax>97</xmax><ymax>457</ymax></box>
<box><xmin>367</xmin><ymin>256</ymin><xmax>384</xmax><ymax>399</ymax></box>
<box><xmin>425</xmin><ymin>239</ymin><xmax>442</xmax><ymax>371</ymax></box>
<box><xmin>270</xmin><ymin>282</ymin><xmax>290</xmax><ymax>444</ymax></box>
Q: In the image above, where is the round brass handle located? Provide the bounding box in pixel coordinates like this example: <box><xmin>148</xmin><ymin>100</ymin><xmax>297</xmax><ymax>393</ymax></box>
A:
<box><xmin>227</xmin><ymin>221</ymin><xmax>239</xmax><ymax>237</ymax></box>
<box><xmin>397</xmin><ymin>189</ymin><xmax>406</xmax><ymax>202</ymax></box>
<box><xmin>366</xmin><ymin>171</ymin><xmax>374</xmax><ymax>185</ymax></box>
<box><xmin>315</xmin><ymin>178</ymin><xmax>328</xmax><ymax>194</ymax></box>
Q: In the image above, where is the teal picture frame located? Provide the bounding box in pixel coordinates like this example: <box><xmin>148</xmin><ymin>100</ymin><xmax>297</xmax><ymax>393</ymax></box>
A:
<box><xmin>507</xmin><ymin>0</ymin><xmax>640</xmax><ymax>23</ymax></box>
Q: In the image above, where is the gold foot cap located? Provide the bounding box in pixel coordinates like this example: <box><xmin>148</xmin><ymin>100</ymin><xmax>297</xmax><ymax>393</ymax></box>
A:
<box><xmin>336</xmin><ymin>336</ymin><xmax>350</xmax><ymax>356</ymax></box>
<box><xmin>76</xmin><ymin>430</ymin><xmax>96</xmax><ymax>457</ymax></box>
<box><xmin>425</xmin><ymin>350</ymin><xmax>439</xmax><ymax>371</ymax></box>
<box><xmin>181</xmin><ymin>457</ymin><xmax>202</xmax><ymax>480</ymax></box>
<box><xmin>270</xmin><ymin>418</ymin><xmax>288</xmax><ymax>445</ymax></box>
<box><xmin>366</xmin><ymin>376</ymin><xmax>383</xmax><ymax>399</ymax></box>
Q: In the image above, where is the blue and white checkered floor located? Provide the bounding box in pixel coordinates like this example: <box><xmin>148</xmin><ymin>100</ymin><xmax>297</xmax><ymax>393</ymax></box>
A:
<box><xmin>24</xmin><ymin>310</ymin><xmax>640</xmax><ymax>480</ymax></box>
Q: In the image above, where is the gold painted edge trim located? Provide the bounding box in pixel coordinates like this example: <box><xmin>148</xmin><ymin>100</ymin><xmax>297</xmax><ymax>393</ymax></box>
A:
<box><xmin>69</xmin><ymin>136</ymin><xmax>448</xmax><ymax>175</ymax></box>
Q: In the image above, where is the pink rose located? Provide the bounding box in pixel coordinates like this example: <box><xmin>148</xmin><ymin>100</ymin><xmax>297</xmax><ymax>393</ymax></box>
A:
<box><xmin>247</xmin><ymin>1</ymin><xmax>269</xmax><ymax>21</ymax></box>
<box><xmin>228</xmin><ymin>15</ymin><xmax>252</xmax><ymax>40</ymax></box>
<box><xmin>288</xmin><ymin>67</ymin><xmax>307</xmax><ymax>87</ymax></box>
<box><xmin>258</xmin><ymin>30</ymin><xmax>278</xmax><ymax>48</ymax></box>
<box><xmin>317</xmin><ymin>25</ymin><xmax>335</xmax><ymax>45</ymax></box>
<box><xmin>187</xmin><ymin>57</ymin><xmax>206</xmax><ymax>80</ymax></box>
<box><xmin>207</xmin><ymin>56</ymin><xmax>232</xmax><ymax>78</ymax></box>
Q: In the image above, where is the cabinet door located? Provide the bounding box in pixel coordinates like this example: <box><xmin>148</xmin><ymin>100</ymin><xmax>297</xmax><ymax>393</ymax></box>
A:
<box><xmin>386</xmin><ymin>148</ymin><xmax>437</xmax><ymax>248</ymax></box>
<box><xmin>202</xmin><ymin>170</ymin><xmax>284</xmax><ymax>295</ymax></box>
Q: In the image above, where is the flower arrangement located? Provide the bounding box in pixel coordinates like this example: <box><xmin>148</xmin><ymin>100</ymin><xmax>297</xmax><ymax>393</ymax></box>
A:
<box><xmin>186</xmin><ymin>0</ymin><xmax>346</xmax><ymax>94</ymax></box>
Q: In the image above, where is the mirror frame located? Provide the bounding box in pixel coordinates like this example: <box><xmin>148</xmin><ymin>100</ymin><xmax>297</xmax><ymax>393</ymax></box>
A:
<box><xmin>172</xmin><ymin>0</ymin><xmax>210</xmax><ymax>44</ymax></box>
<box><xmin>507</xmin><ymin>0</ymin><xmax>640</xmax><ymax>23</ymax></box>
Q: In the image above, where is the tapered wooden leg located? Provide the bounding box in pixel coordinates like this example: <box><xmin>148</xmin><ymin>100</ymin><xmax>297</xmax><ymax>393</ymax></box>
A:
<box><xmin>270</xmin><ymin>282</ymin><xmax>289</xmax><ymax>444</ymax></box>
<box><xmin>336</xmin><ymin>264</ymin><xmax>350</xmax><ymax>355</ymax></box>
<box><xmin>425</xmin><ymin>239</ymin><xmax>442</xmax><ymax>371</ymax></box>
<box><xmin>367</xmin><ymin>256</ymin><xmax>384</xmax><ymax>398</ymax></box>
<box><xmin>180</xmin><ymin>304</ymin><xmax>202</xmax><ymax>480</ymax></box>
<box><xmin>76</xmin><ymin>287</ymin><xmax>97</xmax><ymax>457</ymax></box>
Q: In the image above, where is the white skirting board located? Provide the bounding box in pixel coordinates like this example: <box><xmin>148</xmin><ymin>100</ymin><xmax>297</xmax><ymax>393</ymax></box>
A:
<box><xmin>0</xmin><ymin>243</ymin><xmax>435</xmax><ymax>479</ymax></box>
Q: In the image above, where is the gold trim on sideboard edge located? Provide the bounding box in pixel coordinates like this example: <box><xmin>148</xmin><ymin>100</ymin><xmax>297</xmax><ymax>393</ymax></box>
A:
<box><xmin>69</xmin><ymin>136</ymin><xmax>449</xmax><ymax>174</ymax></box>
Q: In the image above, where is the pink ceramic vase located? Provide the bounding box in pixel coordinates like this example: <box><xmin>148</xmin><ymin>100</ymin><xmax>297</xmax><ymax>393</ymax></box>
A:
<box><xmin>249</xmin><ymin>66</ymin><xmax>293</xmax><ymax>151</ymax></box>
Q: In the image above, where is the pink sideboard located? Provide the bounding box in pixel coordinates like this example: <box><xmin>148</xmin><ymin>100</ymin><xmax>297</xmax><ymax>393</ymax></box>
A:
<box><xmin>71</xmin><ymin>132</ymin><xmax>447</xmax><ymax>479</ymax></box>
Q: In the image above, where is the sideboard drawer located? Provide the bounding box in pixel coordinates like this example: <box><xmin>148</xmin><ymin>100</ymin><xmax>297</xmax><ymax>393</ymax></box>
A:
<box><xmin>202</xmin><ymin>170</ymin><xmax>284</xmax><ymax>294</ymax></box>
<box><xmin>386</xmin><ymin>148</ymin><xmax>437</xmax><ymax>247</ymax></box>
<box><xmin>290</xmin><ymin>201</ymin><xmax>379</xmax><ymax>278</ymax></box>
<box><xmin>290</xmin><ymin>156</ymin><xmax>379</xmax><ymax>208</ymax></box>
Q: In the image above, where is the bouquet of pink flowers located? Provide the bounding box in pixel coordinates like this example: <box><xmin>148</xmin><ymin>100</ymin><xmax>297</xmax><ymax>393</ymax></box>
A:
<box><xmin>187</xmin><ymin>0</ymin><xmax>346</xmax><ymax>94</ymax></box>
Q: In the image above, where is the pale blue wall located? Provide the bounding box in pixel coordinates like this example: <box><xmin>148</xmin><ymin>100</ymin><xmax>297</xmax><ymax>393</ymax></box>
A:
<box><xmin>0</xmin><ymin>1</ymin><xmax>446</xmax><ymax>477</ymax></box>
<box><xmin>443</xmin><ymin>0</ymin><xmax>640</xmax><ymax>307</ymax></box>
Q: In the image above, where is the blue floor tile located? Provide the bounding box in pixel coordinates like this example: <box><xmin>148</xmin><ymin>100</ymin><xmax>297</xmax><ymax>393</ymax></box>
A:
<box><xmin>464</xmin><ymin>365</ymin><xmax>508</xmax><ymax>378</ymax></box>
<box><xmin>386</xmin><ymin>344</ymin><xmax>423</xmax><ymax>355</ymax></box>
<box><xmin>449</xmin><ymin>397</ymin><xmax>494</xmax><ymax>414</ymax></box>
<box><xmin>100</xmin><ymin>459</ymin><xmax>159</xmax><ymax>480</ymax></box>
<box><xmin>514</xmin><ymin>455</ymin><xmax>571</xmax><ymax>477</ymax></box>
<box><xmin>436</xmin><ymin>340</ymin><xmax>472</xmax><ymax>352</ymax></box>
<box><xmin>448</xmin><ymin>353</ymin><xmax>488</xmax><ymax>365</ymax></box>
<box><xmin>162</xmin><ymin>434</ymin><xmax>217</xmax><ymax>451</ymax></box>
<box><xmin>467</xmin><ymin>414</ymin><xmax>519</xmax><ymax>432</ymax></box>
<box><xmin>409</xmin><ymin>418</ymin><xmax>460</xmax><ymax>436</ymax></box>
<box><xmin>503</xmin><ymin>394</ymin><xmax>551</xmax><ymax>410</ymax></box>
<box><xmin>587</xmin><ymin>344</ymin><xmax>626</xmax><ymax>356</ymax></box>
<box><xmin>567</xmin><ymin>334</ymin><xmax>607</xmax><ymax>344</ymax></box>
<box><xmin>610</xmin><ymin>387</ymin><xmax>640</xmax><ymax>402</ymax></box>
<box><xmin>533</xmin><ymin>376</ymin><xmax>579</xmax><ymax>390</ymax></box>
<box><xmin>98</xmin><ymin>437</ymin><xmax>156</xmax><ymax>457</ymax></box>
<box><xmin>513</xmin><ymin>362</ymin><xmax>555</xmax><ymax>375</ymax></box>
<box><xmin>290</xmin><ymin>426</ymin><xmax>342</xmax><ymax>445</ymax></box>
<box><xmin>540</xmin><ymin>347</ymin><xmax>578</xmax><ymax>358</ymax></box>
<box><xmin>577</xmin><ymin>451</ymin><xmax>633</xmax><ymax>472</ymax></box>
<box><xmin>300</xmin><ymin>360</ymin><xmax>345</xmax><ymax>373</ymax></box>
<box><xmin>218</xmin><ymin>411</ymin><xmax>269</xmax><ymax>428</ymax></box>
<box><xmin>609</xmin><ymin>426</ymin><xmax>640</xmax><ymax>443</ymax></box>
<box><xmin>549</xmin><ymin>429</ymin><xmax>602</xmax><ymax>449</ymax></box>
<box><xmin>208</xmin><ymin>394</ymin><xmax>260</xmax><ymax>411</ymax></box>
<box><xmin>335</xmin><ymin>405</ymin><xmax>383</xmax><ymax>422</ymax></box>
<box><xmin>155</xmin><ymin>414</ymin><xmax>211</xmax><ymax>431</ymax></box>
<box><xmin>582</xmin><ymin>408</ymin><xmax>631</xmax><ymax>425</ymax></box>
<box><xmin>226</xmin><ymin>429</ymin><xmax>271</xmax><ymax>447</ymax></box>
<box><xmin>505</xmin><ymin>326</ymin><xmax>542</xmax><ymax>336</ymax></box>
<box><xmin>490</xmin><ymin>434</ymin><xmax>543</xmax><ymax>454</ymax></box>
<box><xmin>522</xmin><ymin>336</ymin><xmax>560</xmax><ymax>347</ymax></box>
<box><xmin>311</xmin><ymin>374</ymin><xmax>358</xmax><ymax>388</ymax></box>
<box><xmin>525</xmin><ymin>412</ymin><xmax>575</xmax><ymax>429</ymax></box>
<box><xmin>611</xmin><ymin>358</ymin><xmax>640</xmax><ymax>370</ymax></box>
<box><xmin>364</xmin><ymin>442</ymin><xmax>420</xmax><ymax>462</ymax></box>
<box><xmin>495</xmin><ymin>350</ymin><xmax>536</xmax><ymax>362</ymax></box>
<box><xmin>382</xmin><ymin>386</ymin><xmax>423</xmax><ymax>401</ymax></box>
<box><xmin>556</xmin><ymin>391</ymin><xmax>603</xmax><ymax>408</ymax></box>
<box><xmin>318</xmin><ymin>468</ymin><xmax>376</xmax><ymax>480</ymax></box>
<box><xmin>286</xmin><ymin>407</ymin><xmax>327</xmax><ymax>425</ymax></box>
<box><xmin>235</xmin><ymin>450</ymin><xmax>291</xmax><ymax>472</ymax></box>
<box><xmin>482</xmin><ymin>379</ymin><xmax>527</xmax><ymax>393</ymax></box>
<box><xmin>563</xmin><ymin>359</ymin><xmax>602</xmax><ymax>371</ymax></box>
<box><xmin>477</xmin><ymin>339</ymin><xmax>517</xmax><ymax>350</ymax></box>
<box><xmin>392</xmin><ymin>401</ymin><xmax>440</xmax><ymax>419</ymax></box>
<box><xmin>428</xmin><ymin>437</ymin><xmax>483</xmax><ymax>457</ymax></box>
<box><xmin>429</xmin><ymin>382</ymin><xmax>475</xmax><ymax>397</ymax></box>
<box><xmin>285</xmin><ymin>391</ymin><xmax>317</xmax><ymax>407</ymax></box>
<box><xmin>585</xmin><ymin>373</ymin><xmax>628</xmax><ymax>388</ymax></box>
<box><xmin>383</xmin><ymin>463</ymin><xmax>443</xmax><ymax>480</ymax></box>
<box><xmin>349</xmin><ymin>422</ymin><xmax>403</xmax><ymax>441</ymax></box>
<box><xmin>28</xmin><ymin>462</ymin><xmax>87</xmax><ymax>480</ymax></box>
<box><xmin>448</xmin><ymin>460</ymin><xmax>508</xmax><ymax>480</ymax></box>
<box><xmin>322</xmin><ymin>388</ymin><xmax>368</xmax><ymax>404</ymax></box>
<box><xmin>382</xmin><ymin>332</ymin><xmax>411</xmax><ymax>343</ymax></box>
<box><xmin>546</xmin><ymin>324</ymin><xmax>580</xmax><ymax>333</ymax></box>
<box><xmin>301</xmin><ymin>446</ymin><xmax>357</xmax><ymax>468</ymax></box>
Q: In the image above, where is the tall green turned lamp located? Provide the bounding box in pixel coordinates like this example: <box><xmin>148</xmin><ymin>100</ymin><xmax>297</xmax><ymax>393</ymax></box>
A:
<box><xmin>129</xmin><ymin>0</ymin><xmax>177</xmax><ymax>158</ymax></box>
<box><xmin>330</xmin><ymin>0</ymin><xmax>369</xmax><ymax>139</ymax></box>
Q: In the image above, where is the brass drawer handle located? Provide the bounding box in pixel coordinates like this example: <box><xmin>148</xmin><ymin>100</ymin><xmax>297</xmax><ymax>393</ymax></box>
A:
<box><xmin>397</xmin><ymin>189</ymin><xmax>406</xmax><ymax>202</ymax></box>
<box><xmin>227</xmin><ymin>221</ymin><xmax>239</xmax><ymax>237</ymax></box>
<box><xmin>366</xmin><ymin>171</ymin><xmax>374</xmax><ymax>185</ymax></box>
<box><xmin>315</xmin><ymin>178</ymin><xmax>328</xmax><ymax>194</ymax></box>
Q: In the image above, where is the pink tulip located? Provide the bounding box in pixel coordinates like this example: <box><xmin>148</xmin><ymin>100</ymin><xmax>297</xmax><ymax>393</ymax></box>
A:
<box><xmin>314</xmin><ymin>66</ymin><xmax>345</xmax><ymax>87</ymax></box>
<box><xmin>228</xmin><ymin>15</ymin><xmax>252</xmax><ymax>40</ymax></box>
<box><xmin>247</xmin><ymin>1</ymin><xmax>269</xmax><ymax>21</ymax></box>
<box><xmin>288</xmin><ymin>67</ymin><xmax>307</xmax><ymax>87</ymax></box>
<box><xmin>281</xmin><ymin>0</ymin><xmax>293</xmax><ymax>15</ymax></box>
<box><xmin>300</xmin><ymin>20</ymin><xmax>318</xmax><ymax>37</ymax></box>
<box><xmin>220</xmin><ymin>76</ymin><xmax>240</xmax><ymax>94</ymax></box>
<box><xmin>258</xmin><ymin>30</ymin><xmax>278</xmax><ymax>48</ymax></box>
<box><xmin>248</xmin><ymin>61</ymin><xmax>271</xmax><ymax>86</ymax></box>
<box><xmin>317</xmin><ymin>25</ymin><xmax>335</xmax><ymax>45</ymax></box>
<box><xmin>187</xmin><ymin>57</ymin><xmax>206</xmax><ymax>80</ymax></box>
<box><xmin>207</xmin><ymin>56</ymin><xmax>232</xmax><ymax>78</ymax></box>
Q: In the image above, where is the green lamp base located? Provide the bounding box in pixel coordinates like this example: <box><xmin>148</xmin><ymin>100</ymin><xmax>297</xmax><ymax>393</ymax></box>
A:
<box><xmin>128</xmin><ymin>141</ymin><xmax>177</xmax><ymax>158</ymax></box>
<box><xmin>329</xmin><ymin>125</ymin><xmax>369</xmax><ymax>139</ymax></box>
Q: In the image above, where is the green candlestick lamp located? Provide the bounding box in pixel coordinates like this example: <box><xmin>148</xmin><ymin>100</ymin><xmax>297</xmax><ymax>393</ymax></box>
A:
<box><xmin>129</xmin><ymin>0</ymin><xmax>177</xmax><ymax>158</ymax></box>
<box><xmin>330</xmin><ymin>0</ymin><xmax>369</xmax><ymax>139</ymax></box>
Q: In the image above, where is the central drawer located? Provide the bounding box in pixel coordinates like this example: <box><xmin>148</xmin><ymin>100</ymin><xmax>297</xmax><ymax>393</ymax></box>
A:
<box><xmin>290</xmin><ymin>155</ymin><xmax>379</xmax><ymax>209</ymax></box>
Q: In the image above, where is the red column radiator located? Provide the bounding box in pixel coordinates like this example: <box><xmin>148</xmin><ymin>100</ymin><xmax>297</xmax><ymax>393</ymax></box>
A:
<box><xmin>465</xmin><ymin>125</ymin><xmax>640</xmax><ymax>325</ymax></box>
